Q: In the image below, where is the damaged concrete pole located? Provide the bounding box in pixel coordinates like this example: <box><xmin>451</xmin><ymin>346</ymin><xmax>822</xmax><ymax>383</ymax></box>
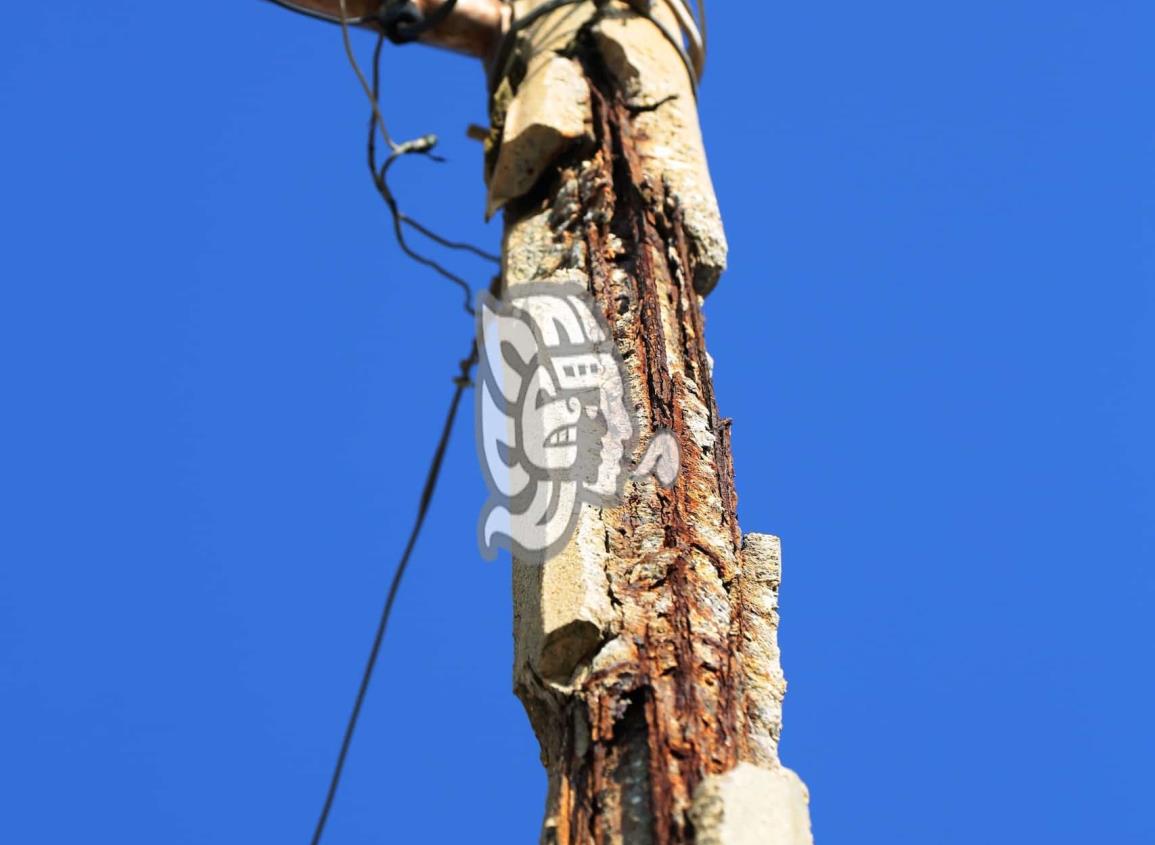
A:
<box><xmin>487</xmin><ymin>3</ymin><xmax>813</xmax><ymax>843</ymax></box>
<box><xmin>264</xmin><ymin>0</ymin><xmax>811</xmax><ymax>839</ymax></box>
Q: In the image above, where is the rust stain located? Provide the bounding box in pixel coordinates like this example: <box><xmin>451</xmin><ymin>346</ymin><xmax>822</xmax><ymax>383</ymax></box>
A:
<box><xmin>514</xmin><ymin>38</ymin><xmax>755</xmax><ymax>845</ymax></box>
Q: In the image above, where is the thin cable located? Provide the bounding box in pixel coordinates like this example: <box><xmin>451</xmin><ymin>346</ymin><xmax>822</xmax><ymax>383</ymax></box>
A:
<box><xmin>695</xmin><ymin>0</ymin><xmax>707</xmax><ymax>64</ymax></box>
<box><xmin>660</xmin><ymin>0</ymin><xmax>703</xmax><ymax>81</ymax></box>
<box><xmin>366</xmin><ymin>30</ymin><xmax>499</xmax><ymax>266</ymax></box>
<box><xmin>274</xmin><ymin>3</ymin><xmax>708</xmax><ymax>841</ymax></box>
<box><xmin>339</xmin><ymin>0</ymin><xmax>399</xmax><ymax>151</ymax></box>
<box><xmin>262</xmin><ymin>0</ymin><xmax>373</xmax><ymax>26</ymax></box>
<box><xmin>310</xmin><ymin>342</ymin><xmax>479</xmax><ymax>845</ymax></box>
<box><xmin>289</xmin><ymin>6</ymin><xmax>496</xmax><ymax>315</ymax></box>
<box><xmin>363</xmin><ymin>32</ymin><xmax>490</xmax><ymax>313</ymax></box>
<box><xmin>402</xmin><ymin>216</ymin><xmax>501</xmax><ymax>262</ymax></box>
<box><xmin>301</xmin><ymin>9</ymin><xmax>495</xmax><ymax>841</ymax></box>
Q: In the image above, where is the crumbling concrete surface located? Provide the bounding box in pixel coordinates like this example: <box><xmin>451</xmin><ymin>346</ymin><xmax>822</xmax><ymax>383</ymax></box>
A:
<box><xmin>690</xmin><ymin>764</ymin><xmax>814</xmax><ymax>845</ymax></box>
<box><xmin>490</xmin><ymin>3</ymin><xmax>809</xmax><ymax>842</ymax></box>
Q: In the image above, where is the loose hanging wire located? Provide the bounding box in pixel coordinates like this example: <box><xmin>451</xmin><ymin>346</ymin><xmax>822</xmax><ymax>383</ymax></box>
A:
<box><xmin>304</xmin><ymin>4</ymin><xmax>491</xmax><ymax>843</ymax></box>
<box><xmin>364</xmin><ymin>29</ymin><xmax>497</xmax><ymax>315</ymax></box>
<box><xmin>276</xmin><ymin>0</ymin><xmax>501</xmax><ymax>315</ymax></box>
<box><xmin>310</xmin><ymin>340</ymin><xmax>479</xmax><ymax>845</ymax></box>
<box><xmin>253</xmin><ymin>1</ymin><xmax>711</xmax><ymax>841</ymax></box>
<box><xmin>265</xmin><ymin>0</ymin><xmax>708</xmax><ymax>92</ymax></box>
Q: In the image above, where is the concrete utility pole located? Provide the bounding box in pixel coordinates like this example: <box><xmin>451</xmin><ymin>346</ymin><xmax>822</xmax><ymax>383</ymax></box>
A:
<box><xmin>270</xmin><ymin>2</ymin><xmax>813</xmax><ymax>842</ymax></box>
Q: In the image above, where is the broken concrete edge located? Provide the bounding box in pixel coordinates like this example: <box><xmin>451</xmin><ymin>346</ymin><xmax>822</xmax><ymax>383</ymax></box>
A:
<box><xmin>735</xmin><ymin>532</ymin><xmax>789</xmax><ymax>769</ymax></box>
<box><xmin>513</xmin><ymin>507</ymin><xmax>619</xmax><ymax>690</ymax></box>
<box><xmin>486</xmin><ymin>53</ymin><xmax>594</xmax><ymax>216</ymax></box>
<box><xmin>515</xmin><ymin>529</ymin><xmax>805</xmax><ymax>773</ymax></box>
<box><xmin>689</xmin><ymin>763</ymin><xmax>814</xmax><ymax>845</ymax></box>
<box><xmin>496</xmin><ymin>7</ymin><xmax>801</xmax><ymax>835</ymax></box>
<box><xmin>485</xmin><ymin>0</ymin><xmax>728</xmax><ymax>294</ymax></box>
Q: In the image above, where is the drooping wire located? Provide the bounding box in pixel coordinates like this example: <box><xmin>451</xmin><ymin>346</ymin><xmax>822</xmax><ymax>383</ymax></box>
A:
<box><xmin>337</xmin><ymin>0</ymin><xmax>397</xmax><ymax>151</ymax></box>
<box><xmin>363</xmin><ymin>28</ymin><xmax>498</xmax><ymax>314</ymax></box>
<box><xmin>259</xmin><ymin>2</ymin><xmax>712</xmax><ymax>842</ymax></box>
<box><xmin>309</xmin><ymin>342</ymin><xmax>479</xmax><ymax>845</ymax></box>
<box><xmin>329</xmin><ymin>0</ymin><xmax>498</xmax><ymax>315</ymax></box>
<box><xmin>305</xmin><ymin>6</ymin><xmax>497</xmax><ymax>842</ymax></box>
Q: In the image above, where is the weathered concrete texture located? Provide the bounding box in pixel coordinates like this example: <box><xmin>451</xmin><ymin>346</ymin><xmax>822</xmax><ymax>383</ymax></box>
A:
<box><xmin>488</xmin><ymin>0</ymin><xmax>726</xmax><ymax>294</ymax></box>
<box><xmin>487</xmin><ymin>54</ymin><xmax>593</xmax><ymax>216</ymax></box>
<box><xmin>734</xmin><ymin>534</ymin><xmax>790</xmax><ymax>768</ymax></box>
<box><xmin>513</xmin><ymin>506</ymin><xmax>618</xmax><ymax>690</ymax></box>
<box><xmin>690</xmin><ymin>764</ymin><xmax>814</xmax><ymax>845</ymax></box>
<box><xmin>592</xmin><ymin>9</ymin><xmax>728</xmax><ymax>294</ymax></box>
<box><xmin>486</xmin><ymin>0</ymin><xmax>599</xmax><ymax>217</ymax></box>
<box><xmin>493</xmin><ymin>3</ymin><xmax>806</xmax><ymax>842</ymax></box>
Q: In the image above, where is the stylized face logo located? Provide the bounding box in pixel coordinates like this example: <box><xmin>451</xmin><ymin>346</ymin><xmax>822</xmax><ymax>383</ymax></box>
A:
<box><xmin>521</xmin><ymin>369</ymin><xmax>583</xmax><ymax>472</ymax></box>
<box><xmin>475</xmin><ymin>281</ymin><xmax>680</xmax><ymax>563</ymax></box>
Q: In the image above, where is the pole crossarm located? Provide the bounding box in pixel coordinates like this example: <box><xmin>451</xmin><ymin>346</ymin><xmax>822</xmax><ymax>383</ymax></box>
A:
<box><xmin>263</xmin><ymin>0</ymin><xmax>506</xmax><ymax>58</ymax></box>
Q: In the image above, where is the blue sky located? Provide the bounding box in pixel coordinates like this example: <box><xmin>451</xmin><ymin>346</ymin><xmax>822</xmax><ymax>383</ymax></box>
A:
<box><xmin>1</xmin><ymin>2</ymin><xmax>1153</xmax><ymax>842</ymax></box>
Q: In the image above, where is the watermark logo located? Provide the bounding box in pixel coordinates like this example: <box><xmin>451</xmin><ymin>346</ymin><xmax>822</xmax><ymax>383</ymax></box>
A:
<box><xmin>476</xmin><ymin>281</ymin><xmax>680</xmax><ymax>563</ymax></box>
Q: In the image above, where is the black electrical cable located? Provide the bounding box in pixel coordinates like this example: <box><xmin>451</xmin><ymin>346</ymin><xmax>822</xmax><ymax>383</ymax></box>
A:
<box><xmin>254</xmin><ymin>3</ymin><xmax>708</xmax><ymax>842</ymax></box>
<box><xmin>264</xmin><ymin>0</ymin><xmax>498</xmax><ymax>313</ymax></box>
<box><xmin>309</xmin><ymin>343</ymin><xmax>479</xmax><ymax>845</ymax></box>
<box><xmin>365</xmin><ymin>30</ymin><xmax>494</xmax><ymax>314</ymax></box>
<box><xmin>286</xmin><ymin>7</ymin><xmax>492</xmax><ymax>841</ymax></box>
<box><xmin>260</xmin><ymin>0</ymin><xmax>459</xmax><ymax>41</ymax></box>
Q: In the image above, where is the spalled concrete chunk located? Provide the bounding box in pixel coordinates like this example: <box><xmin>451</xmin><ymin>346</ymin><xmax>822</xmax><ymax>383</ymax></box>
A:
<box><xmin>690</xmin><ymin>764</ymin><xmax>814</xmax><ymax>845</ymax></box>
<box><xmin>513</xmin><ymin>506</ymin><xmax>618</xmax><ymax>687</ymax></box>
<box><xmin>737</xmin><ymin>533</ymin><xmax>789</xmax><ymax>766</ymax></box>
<box><xmin>487</xmin><ymin>55</ymin><xmax>593</xmax><ymax>216</ymax></box>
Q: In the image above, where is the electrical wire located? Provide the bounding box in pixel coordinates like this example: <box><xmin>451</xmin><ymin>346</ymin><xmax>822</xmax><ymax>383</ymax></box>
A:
<box><xmin>262</xmin><ymin>0</ymin><xmax>373</xmax><ymax>26</ymax></box>
<box><xmin>338</xmin><ymin>0</ymin><xmax>399</xmax><ymax>151</ymax></box>
<box><xmin>261</xmin><ymin>0</ymin><xmax>499</xmax><ymax>312</ymax></box>
<box><xmin>261</xmin><ymin>5</ymin><xmax>496</xmax><ymax>842</ymax></box>
<box><xmin>661</xmin><ymin>0</ymin><xmax>704</xmax><ymax>81</ymax></box>
<box><xmin>309</xmin><ymin>343</ymin><xmax>479</xmax><ymax>845</ymax></box>
<box><xmin>255</xmin><ymin>2</ymin><xmax>710</xmax><ymax>841</ymax></box>
<box><xmin>263</xmin><ymin>0</ymin><xmax>707</xmax><ymax>78</ymax></box>
<box><xmin>289</xmin><ymin>0</ymin><xmax>498</xmax><ymax>315</ymax></box>
<box><xmin>364</xmin><ymin>29</ymin><xmax>498</xmax><ymax>312</ymax></box>
<box><xmin>694</xmin><ymin>0</ymin><xmax>707</xmax><ymax>63</ymax></box>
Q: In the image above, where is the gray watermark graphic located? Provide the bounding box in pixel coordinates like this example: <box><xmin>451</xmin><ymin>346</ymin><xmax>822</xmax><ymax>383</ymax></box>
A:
<box><xmin>476</xmin><ymin>281</ymin><xmax>680</xmax><ymax>563</ymax></box>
